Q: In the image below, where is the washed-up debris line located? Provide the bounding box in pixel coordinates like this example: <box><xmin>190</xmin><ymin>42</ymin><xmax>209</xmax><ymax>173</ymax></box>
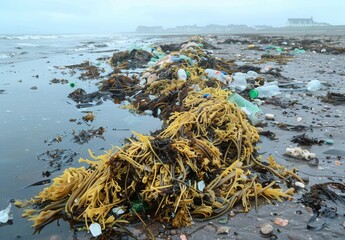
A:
<box><xmin>17</xmin><ymin>37</ymin><xmax>302</xmax><ymax>236</ymax></box>
<box><xmin>218</xmin><ymin>35</ymin><xmax>345</xmax><ymax>55</ymax></box>
<box><xmin>57</xmin><ymin>60</ymin><xmax>104</xmax><ymax>80</ymax></box>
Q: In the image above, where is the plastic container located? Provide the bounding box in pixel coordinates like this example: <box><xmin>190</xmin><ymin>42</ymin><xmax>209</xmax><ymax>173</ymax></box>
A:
<box><xmin>228</xmin><ymin>93</ymin><xmax>263</xmax><ymax>126</ymax></box>
<box><xmin>249</xmin><ymin>84</ymin><xmax>281</xmax><ymax>99</ymax></box>
<box><xmin>177</xmin><ymin>69</ymin><xmax>187</xmax><ymax>80</ymax></box>
<box><xmin>204</xmin><ymin>69</ymin><xmax>228</xmax><ymax>84</ymax></box>
<box><xmin>246</xmin><ymin>70</ymin><xmax>258</xmax><ymax>79</ymax></box>
<box><xmin>306</xmin><ymin>79</ymin><xmax>321</xmax><ymax>91</ymax></box>
<box><xmin>230</xmin><ymin>72</ymin><xmax>247</xmax><ymax>92</ymax></box>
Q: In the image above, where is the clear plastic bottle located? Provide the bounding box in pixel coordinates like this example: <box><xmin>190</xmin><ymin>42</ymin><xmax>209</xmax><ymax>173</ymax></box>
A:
<box><xmin>228</xmin><ymin>93</ymin><xmax>263</xmax><ymax>126</ymax></box>
<box><xmin>230</xmin><ymin>72</ymin><xmax>247</xmax><ymax>92</ymax></box>
<box><xmin>249</xmin><ymin>84</ymin><xmax>281</xmax><ymax>99</ymax></box>
<box><xmin>306</xmin><ymin>79</ymin><xmax>321</xmax><ymax>91</ymax></box>
<box><xmin>204</xmin><ymin>69</ymin><xmax>228</xmax><ymax>84</ymax></box>
<box><xmin>177</xmin><ymin>69</ymin><xmax>187</xmax><ymax>80</ymax></box>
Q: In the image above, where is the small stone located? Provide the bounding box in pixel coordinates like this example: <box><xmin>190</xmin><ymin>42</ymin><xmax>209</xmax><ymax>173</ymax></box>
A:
<box><xmin>132</xmin><ymin>229</ymin><xmax>142</xmax><ymax>237</ymax></box>
<box><xmin>296</xmin><ymin>117</ymin><xmax>302</xmax><ymax>122</ymax></box>
<box><xmin>260</xmin><ymin>223</ymin><xmax>273</xmax><ymax>235</ymax></box>
<box><xmin>229</xmin><ymin>211</ymin><xmax>235</xmax><ymax>217</ymax></box>
<box><xmin>325</xmin><ymin>139</ymin><xmax>334</xmax><ymax>145</ymax></box>
<box><xmin>216</xmin><ymin>226</ymin><xmax>230</xmax><ymax>234</ymax></box>
<box><xmin>204</xmin><ymin>224</ymin><xmax>216</xmax><ymax>232</ymax></box>
<box><xmin>265</xmin><ymin>113</ymin><xmax>275</xmax><ymax>120</ymax></box>
<box><xmin>170</xmin><ymin>230</ymin><xmax>177</xmax><ymax>235</ymax></box>
<box><xmin>30</xmin><ymin>86</ymin><xmax>38</xmax><ymax>90</ymax></box>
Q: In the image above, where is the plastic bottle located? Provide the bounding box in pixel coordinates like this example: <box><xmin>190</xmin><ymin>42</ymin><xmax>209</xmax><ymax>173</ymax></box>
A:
<box><xmin>306</xmin><ymin>79</ymin><xmax>321</xmax><ymax>91</ymax></box>
<box><xmin>246</xmin><ymin>70</ymin><xmax>258</xmax><ymax>79</ymax></box>
<box><xmin>177</xmin><ymin>69</ymin><xmax>187</xmax><ymax>80</ymax></box>
<box><xmin>204</xmin><ymin>69</ymin><xmax>228</xmax><ymax>84</ymax></box>
<box><xmin>249</xmin><ymin>84</ymin><xmax>281</xmax><ymax>99</ymax></box>
<box><xmin>228</xmin><ymin>93</ymin><xmax>263</xmax><ymax>126</ymax></box>
<box><xmin>230</xmin><ymin>72</ymin><xmax>247</xmax><ymax>91</ymax></box>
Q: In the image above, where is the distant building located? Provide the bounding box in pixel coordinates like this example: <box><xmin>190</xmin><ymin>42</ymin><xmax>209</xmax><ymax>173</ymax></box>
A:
<box><xmin>288</xmin><ymin>17</ymin><xmax>330</xmax><ymax>27</ymax></box>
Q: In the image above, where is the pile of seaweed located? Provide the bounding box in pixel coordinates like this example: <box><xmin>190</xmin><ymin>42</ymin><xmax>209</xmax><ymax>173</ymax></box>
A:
<box><xmin>17</xmin><ymin>37</ymin><xmax>302</xmax><ymax>236</ymax></box>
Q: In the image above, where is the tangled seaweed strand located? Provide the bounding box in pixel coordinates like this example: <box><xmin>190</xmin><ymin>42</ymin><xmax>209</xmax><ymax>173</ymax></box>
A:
<box><xmin>18</xmin><ymin>87</ymin><xmax>300</xmax><ymax>233</ymax></box>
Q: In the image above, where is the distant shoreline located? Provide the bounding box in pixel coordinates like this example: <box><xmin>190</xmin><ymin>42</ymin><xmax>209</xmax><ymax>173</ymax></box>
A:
<box><xmin>135</xmin><ymin>25</ymin><xmax>345</xmax><ymax>36</ymax></box>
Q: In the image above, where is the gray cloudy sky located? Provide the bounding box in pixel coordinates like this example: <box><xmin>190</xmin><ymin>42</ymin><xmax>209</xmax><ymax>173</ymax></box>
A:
<box><xmin>0</xmin><ymin>0</ymin><xmax>344</xmax><ymax>34</ymax></box>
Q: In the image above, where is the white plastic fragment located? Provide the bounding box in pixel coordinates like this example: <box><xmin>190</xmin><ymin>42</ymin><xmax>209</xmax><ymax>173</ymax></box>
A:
<box><xmin>198</xmin><ymin>181</ymin><xmax>205</xmax><ymax>191</ymax></box>
<box><xmin>0</xmin><ymin>203</ymin><xmax>13</xmax><ymax>223</ymax></box>
<box><xmin>89</xmin><ymin>222</ymin><xmax>102</xmax><ymax>237</ymax></box>
<box><xmin>285</xmin><ymin>147</ymin><xmax>316</xmax><ymax>160</ymax></box>
<box><xmin>112</xmin><ymin>207</ymin><xmax>125</xmax><ymax>215</ymax></box>
<box><xmin>295</xmin><ymin>181</ymin><xmax>305</xmax><ymax>189</ymax></box>
<box><xmin>265</xmin><ymin>113</ymin><xmax>275</xmax><ymax>120</ymax></box>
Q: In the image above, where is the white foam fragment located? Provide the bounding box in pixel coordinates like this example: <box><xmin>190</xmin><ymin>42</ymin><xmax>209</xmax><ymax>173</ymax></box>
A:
<box><xmin>0</xmin><ymin>203</ymin><xmax>12</xmax><ymax>223</ymax></box>
<box><xmin>198</xmin><ymin>181</ymin><xmax>205</xmax><ymax>191</ymax></box>
<box><xmin>285</xmin><ymin>147</ymin><xmax>315</xmax><ymax>160</ymax></box>
<box><xmin>89</xmin><ymin>222</ymin><xmax>102</xmax><ymax>237</ymax></box>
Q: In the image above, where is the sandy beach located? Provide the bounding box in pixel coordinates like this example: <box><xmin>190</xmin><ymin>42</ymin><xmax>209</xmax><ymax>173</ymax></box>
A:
<box><xmin>1</xmin><ymin>32</ymin><xmax>345</xmax><ymax>240</ymax></box>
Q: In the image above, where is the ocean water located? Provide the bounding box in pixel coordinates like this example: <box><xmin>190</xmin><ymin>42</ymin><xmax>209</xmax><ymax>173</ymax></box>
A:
<box><xmin>0</xmin><ymin>34</ymin><xmax>163</xmax><ymax>239</ymax></box>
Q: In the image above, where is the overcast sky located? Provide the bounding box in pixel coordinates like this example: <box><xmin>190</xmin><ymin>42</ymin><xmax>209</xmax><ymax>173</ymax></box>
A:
<box><xmin>1</xmin><ymin>0</ymin><xmax>344</xmax><ymax>34</ymax></box>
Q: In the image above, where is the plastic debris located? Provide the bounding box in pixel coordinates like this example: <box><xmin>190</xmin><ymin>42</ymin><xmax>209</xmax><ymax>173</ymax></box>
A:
<box><xmin>294</xmin><ymin>181</ymin><xmax>305</xmax><ymax>189</ymax></box>
<box><xmin>228</xmin><ymin>93</ymin><xmax>263</xmax><ymax>126</ymax></box>
<box><xmin>89</xmin><ymin>222</ymin><xmax>102</xmax><ymax>237</ymax></box>
<box><xmin>274</xmin><ymin>217</ymin><xmax>289</xmax><ymax>226</ymax></box>
<box><xmin>285</xmin><ymin>147</ymin><xmax>316</xmax><ymax>160</ymax></box>
<box><xmin>112</xmin><ymin>207</ymin><xmax>125</xmax><ymax>216</ymax></box>
<box><xmin>0</xmin><ymin>203</ymin><xmax>13</xmax><ymax>223</ymax></box>
<box><xmin>265</xmin><ymin>113</ymin><xmax>275</xmax><ymax>120</ymax></box>
<box><xmin>197</xmin><ymin>181</ymin><xmax>205</xmax><ymax>191</ymax></box>
<box><xmin>216</xmin><ymin>226</ymin><xmax>230</xmax><ymax>234</ymax></box>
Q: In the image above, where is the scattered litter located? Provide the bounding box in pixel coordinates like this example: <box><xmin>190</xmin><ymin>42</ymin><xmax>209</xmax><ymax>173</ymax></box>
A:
<box><xmin>216</xmin><ymin>226</ymin><xmax>230</xmax><ymax>234</ymax></box>
<box><xmin>89</xmin><ymin>222</ymin><xmax>102</xmax><ymax>237</ymax></box>
<box><xmin>273</xmin><ymin>217</ymin><xmax>289</xmax><ymax>227</ymax></box>
<box><xmin>197</xmin><ymin>180</ymin><xmax>205</xmax><ymax>191</ymax></box>
<box><xmin>0</xmin><ymin>203</ymin><xmax>12</xmax><ymax>223</ymax></box>
<box><xmin>180</xmin><ymin>234</ymin><xmax>188</xmax><ymax>240</ymax></box>
<box><xmin>265</xmin><ymin>113</ymin><xmax>275</xmax><ymax>120</ymax></box>
<box><xmin>285</xmin><ymin>147</ymin><xmax>316</xmax><ymax>160</ymax></box>
<box><xmin>112</xmin><ymin>207</ymin><xmax>125</xmax><ymax>216</ymax></box>
<box><xmin>294</xmin><ymin>181</ymin><xmax>305</xmax><ymax>189</ymax></box>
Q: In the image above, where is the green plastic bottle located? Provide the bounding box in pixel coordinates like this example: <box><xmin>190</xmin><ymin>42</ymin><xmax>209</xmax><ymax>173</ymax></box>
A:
<box><xmin>228</xmin><ymin>93</ymin><xmax>263</xmax><ymax>126</ymax></box>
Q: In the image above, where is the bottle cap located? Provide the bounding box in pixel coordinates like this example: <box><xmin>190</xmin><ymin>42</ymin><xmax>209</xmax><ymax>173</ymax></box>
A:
<box><xmin>249</xmin><ymin>89</ymin><xmax>259</xmax><ymax>99</ymax></box>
